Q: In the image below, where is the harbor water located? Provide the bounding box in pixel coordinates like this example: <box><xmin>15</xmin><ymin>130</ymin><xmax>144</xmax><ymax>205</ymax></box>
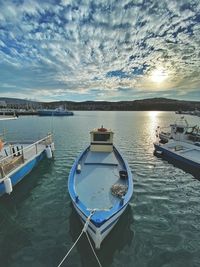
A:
<box><xmin>0</xmin><ymin>111</ymin><xmax>200</xmax><ymax>267</ymax></box>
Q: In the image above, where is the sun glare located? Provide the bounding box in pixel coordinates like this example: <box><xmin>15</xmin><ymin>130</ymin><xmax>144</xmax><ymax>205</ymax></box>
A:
<box><xmin>151</xmin><ymin>69</ymin><xmax>168</xmax><ymax>83</ymax></box>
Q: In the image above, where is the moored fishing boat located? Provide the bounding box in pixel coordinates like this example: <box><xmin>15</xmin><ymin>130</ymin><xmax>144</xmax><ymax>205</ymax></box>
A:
<box><xmin>154</xmin><ymin>140</ymin><xmax>200</xmax><ymax>172</ymax></box>
<box><xmin>0</xmin><ymin>132</ymin><xmax>55</xmax><ymax>197</ymax></box>
<box><xmin>156</xmin><ymin>116</ymin><xmax>200</xmax><ymax>144</ymax></box>
<box><xmin>68</xmin><ymin>126</ymin><xmax>133</xmax><ymax>249</ymax></box>
<box><xmin>154</xmin><ymin>117</ymin><xmax>200</xmax><ymax>175</ymax></box>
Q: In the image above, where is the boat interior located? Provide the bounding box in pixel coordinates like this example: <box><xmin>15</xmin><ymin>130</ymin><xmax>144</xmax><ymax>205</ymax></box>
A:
<box><xmin>74</xmin><ymin>127</ymin><xmax>129</xmax><ymax>210</ymax></box>
<box><xmin>75</xmin><ymin>150</ymin><xmax>128</xmax><ymax>210</ymax></box>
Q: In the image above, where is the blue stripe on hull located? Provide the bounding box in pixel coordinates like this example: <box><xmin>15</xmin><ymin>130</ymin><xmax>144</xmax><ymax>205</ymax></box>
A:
<box><xmin>0</xmin><ymin>151</ymin><xmax>45</xmax><ymax>197</ymax></box>
<box><xmin>100</xmin><ymin>215</ymin><xmax>120</xmax><ymax>234</ymax></box>
<box><xmin>80</xmin><ymin>217</ymin><xmax>96</xmax><ymax>234</ymax></box>
<box><xmin>154</xmin><ymin>144</ymin><xmax>200</xmax><ymax>169</ymax></box>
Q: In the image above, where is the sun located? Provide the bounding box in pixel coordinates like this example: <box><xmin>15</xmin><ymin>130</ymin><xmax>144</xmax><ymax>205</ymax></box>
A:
<box><xmin>151</xmin><ymin>68</ymin><xmax>168</xmax><ymax>83</ymax></box>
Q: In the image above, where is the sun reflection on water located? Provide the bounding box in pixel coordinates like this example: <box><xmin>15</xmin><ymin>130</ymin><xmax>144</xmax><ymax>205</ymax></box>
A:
<box><xmin>146</xmin><ymin>111</ymin><xmax>160</xmax><ymax>147</ymax></box>
<box><xmin>148</xmin><ymin>111</ymin><xmax>160</xmax><ymax>129</ymax></box>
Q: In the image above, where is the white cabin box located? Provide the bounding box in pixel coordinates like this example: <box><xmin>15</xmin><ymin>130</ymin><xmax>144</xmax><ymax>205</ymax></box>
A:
<box><xmin>90</xmin><ymin>127</ymin><xmax>114</xmax><ymax>152</ymax></box>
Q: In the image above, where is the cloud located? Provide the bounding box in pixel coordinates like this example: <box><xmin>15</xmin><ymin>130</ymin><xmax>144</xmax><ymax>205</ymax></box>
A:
<box><xmin>0</xmin><ymin>0</ymin><xmax>200</xmax><ymax>101</ymax></box>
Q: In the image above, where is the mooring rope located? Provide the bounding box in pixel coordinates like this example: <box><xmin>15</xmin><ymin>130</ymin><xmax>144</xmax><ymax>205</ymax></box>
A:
<box><xmin>57</xmin><ymin>230</ymin><xmax>84</xmax><ymax>267</ymax></box>
<box><xmin>57</xmin><ymin>209</ymin><xmax>102</xmax><ymax>267</ymax></box>
<box><xmin>85</xmin><ymin>231</ymin><xmax>103</xmax><ymax>267</ymax></box>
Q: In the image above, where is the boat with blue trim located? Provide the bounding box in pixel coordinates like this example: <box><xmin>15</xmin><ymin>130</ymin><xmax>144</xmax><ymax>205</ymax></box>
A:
<box><xmin>154</xmin><ymin>140</ymin><xmax>200</xmax><ymax>173</ymax></box>
<box><xmin>0</xmin><ymin>130</ymin><xmax>55</xmax><ymax>197</ymax></box>
<box><xmin>154</xmin><ymin>118</ymin><xmax>200</xmax><ymax>175</ymax></box>
<box><xmin>38</xmin><ymin>106</ymin><xmax>73</xmax><ymax>116</ymax></box>
<box><xmin>68</xmin><ymin>126</ymin><xmax>133</xmax><ymax>249</ymax></box>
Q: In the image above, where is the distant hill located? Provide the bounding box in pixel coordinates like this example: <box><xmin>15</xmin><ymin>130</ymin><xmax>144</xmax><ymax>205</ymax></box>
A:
<box><xmin>0</xmin><ymin>97</ymin><xmax>200</xmax><ymax>111</ymax></box>
<box><xmin>41</xmin><ymin>98</ymin><xmax>200</xmax><ymax>111</ymax></box>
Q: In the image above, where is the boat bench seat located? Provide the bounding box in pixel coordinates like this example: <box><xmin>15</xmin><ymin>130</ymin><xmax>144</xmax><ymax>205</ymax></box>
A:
<box><xmin>84</xmin><ymin>162</ymin><xmax>118</xmax><ymax>166</ymax></box>
<box><xmin>84</xmin><ymin>151</ymin><xmax>118</xmax><ymax>166</ymax></box>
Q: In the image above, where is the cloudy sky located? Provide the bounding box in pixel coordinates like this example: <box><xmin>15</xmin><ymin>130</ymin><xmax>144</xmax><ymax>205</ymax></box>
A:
<box><xmin>0</xmin><ymin>0</ymin><xmax>200</xmax><ymax>102</ymax></box>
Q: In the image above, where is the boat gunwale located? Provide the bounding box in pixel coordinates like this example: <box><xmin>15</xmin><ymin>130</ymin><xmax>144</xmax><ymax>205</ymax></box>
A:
<box><xmin>0</xmin><ymin>134</ymin><xmax>53</xmax><ymax>164</ymax></box>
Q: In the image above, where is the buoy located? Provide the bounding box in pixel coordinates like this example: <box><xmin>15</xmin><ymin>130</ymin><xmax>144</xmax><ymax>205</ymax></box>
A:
<box><xmin>45</xmin><ymin>145</ymin><xmax>52</xmax><ymax>158</ymax></box>
<box><xmin>4</xmin><ymin>177</ymin><xmax>13</xmax><ymax>194</ymax></box>
<box><xmin>50</xmin><ymin>142</ymin><xmax>55</xmax><ymax>151</ymax></box>
<box><xmin>76</xmin><ymin>164</ymin><xmax>81</xmax><ymax>174</ymax></box>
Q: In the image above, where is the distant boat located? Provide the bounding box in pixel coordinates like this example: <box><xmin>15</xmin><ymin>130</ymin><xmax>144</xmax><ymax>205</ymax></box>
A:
<box><xmin>0</xmin><ymin>110</ymin><xmax>19</xmax><ymax>118</ymax></box>
<box><xmin>38</xmin><ymin>107</ymin><xmax>73</xmax><ymax>116</ymax></box>
<box><xmin>0</xmin><ymin>115</ymin><xmax>18</xmax><ymax>121</ymax></box>
<box><xmin>68</xmin><ymin>126</ymin><xmax>133</xmax><ymax>249</ymax></box>
<box><xmin>175</xmin><ymin>109</ymin><xmax>200</xmax><ymax>117</ymax></box>
<box><xmin>0</xmin><ymin>116</ymin><xmax>55</xmax><ymax>196</ymax></box>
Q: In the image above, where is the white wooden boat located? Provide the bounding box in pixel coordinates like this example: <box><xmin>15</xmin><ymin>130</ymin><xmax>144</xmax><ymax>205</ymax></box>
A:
<box><xmin>68</xmin><ymin>126</ymin><xmax>133</xmax><ymax>249</ymax></box>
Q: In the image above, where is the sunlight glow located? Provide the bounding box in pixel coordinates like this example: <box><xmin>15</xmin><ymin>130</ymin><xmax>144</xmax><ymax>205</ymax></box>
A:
<box><xmin>151</xmin><ymin>69</ymin><xmax>168</xmax><ymax>83</ymax></box>
<box><xmin>148</xmin><ymin>111</ymin><xmax>159</xmax><ymax>119</ymax></box>
<box><xmin>147</xmin><ymin>111</ymin><xmax>160</xmax><ymax>145</ymax></box>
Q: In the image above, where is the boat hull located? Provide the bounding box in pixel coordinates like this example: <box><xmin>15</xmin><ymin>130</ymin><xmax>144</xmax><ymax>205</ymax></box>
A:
<box><xmin>38</xmin><ymin>110</ymin><xmax>73</xmax><ymax>116</ymax></box>
<box><xmin>154</xmin><ymin>143</ymin><xmax>200</xmax><ymax>170</ymax></box>
<box><xmin>0</xmin><ymin>151</ymin><xmax>45</xmax><ymax>197</ymax></box>
<box><xmin>72</xmin><ymin>201</ymin><xmax>128</xmax><ymax>249</ymax></box>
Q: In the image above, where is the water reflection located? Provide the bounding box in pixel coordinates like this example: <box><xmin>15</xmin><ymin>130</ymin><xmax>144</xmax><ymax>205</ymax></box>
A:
<box><xmin>147</xmin><ymin>111</ymin><xmax>160</xmax><ymax>135</ymax></box>
<box><xmin>69</xmin><ymin>205</ymin><xmax>134</xmax><ymax>267</ymax></box>
<box><xmin>140</xmin><ymin>111</ymin><xmax>160</xmax><ymax>156</ymax></box>
<box><xmin>0</xmin><ymin>112</ymin><xmax>200</xmax><ymax>267</ymax></box>
<box><xmin>0</xmin><ymin>159</ymin><xmax>54</xmax><ymax>207</ymax></box>
<box><xmin>0</xmin><ymin>160</ymin><xmax>55</xmax><ymax>261</ymax></box>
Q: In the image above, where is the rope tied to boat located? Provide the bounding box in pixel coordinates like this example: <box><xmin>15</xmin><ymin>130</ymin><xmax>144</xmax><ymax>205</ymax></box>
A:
<box><xmin>56</xmin><ymin>209</ymin><xmax>102</xmax><ymax>267</ymax></box>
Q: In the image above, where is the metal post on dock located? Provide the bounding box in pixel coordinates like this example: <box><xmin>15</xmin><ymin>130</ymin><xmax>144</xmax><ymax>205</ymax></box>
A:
<box><xmin>0</xmin><ymin>164</ymin><xmax>5</xmax><ymax>178</ymax></box>
<box><xmin>21</xmin><ymin>145</ymin><xmax>25</xmax><ymax>163</ymax></box>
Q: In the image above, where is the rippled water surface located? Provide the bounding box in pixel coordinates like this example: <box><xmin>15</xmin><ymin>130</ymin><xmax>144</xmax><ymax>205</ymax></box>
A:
<box><xmin>0</xmin><ymin>111</ymin><xmax>200</xmax><ymax>267</ymax></box>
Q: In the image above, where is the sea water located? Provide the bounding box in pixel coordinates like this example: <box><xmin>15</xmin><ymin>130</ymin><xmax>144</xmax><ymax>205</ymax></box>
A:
<box><xmin>0</xmin><ymin>111</ymin><xmax>200</xmax><ymax>267</ymax></box>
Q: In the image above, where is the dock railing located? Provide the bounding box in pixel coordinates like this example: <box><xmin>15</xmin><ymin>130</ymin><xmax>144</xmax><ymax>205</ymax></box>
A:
<box><xmin>0</xmin><ymin>133</ymin><xmax>53</xmax><ymax>180</ymax></box>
